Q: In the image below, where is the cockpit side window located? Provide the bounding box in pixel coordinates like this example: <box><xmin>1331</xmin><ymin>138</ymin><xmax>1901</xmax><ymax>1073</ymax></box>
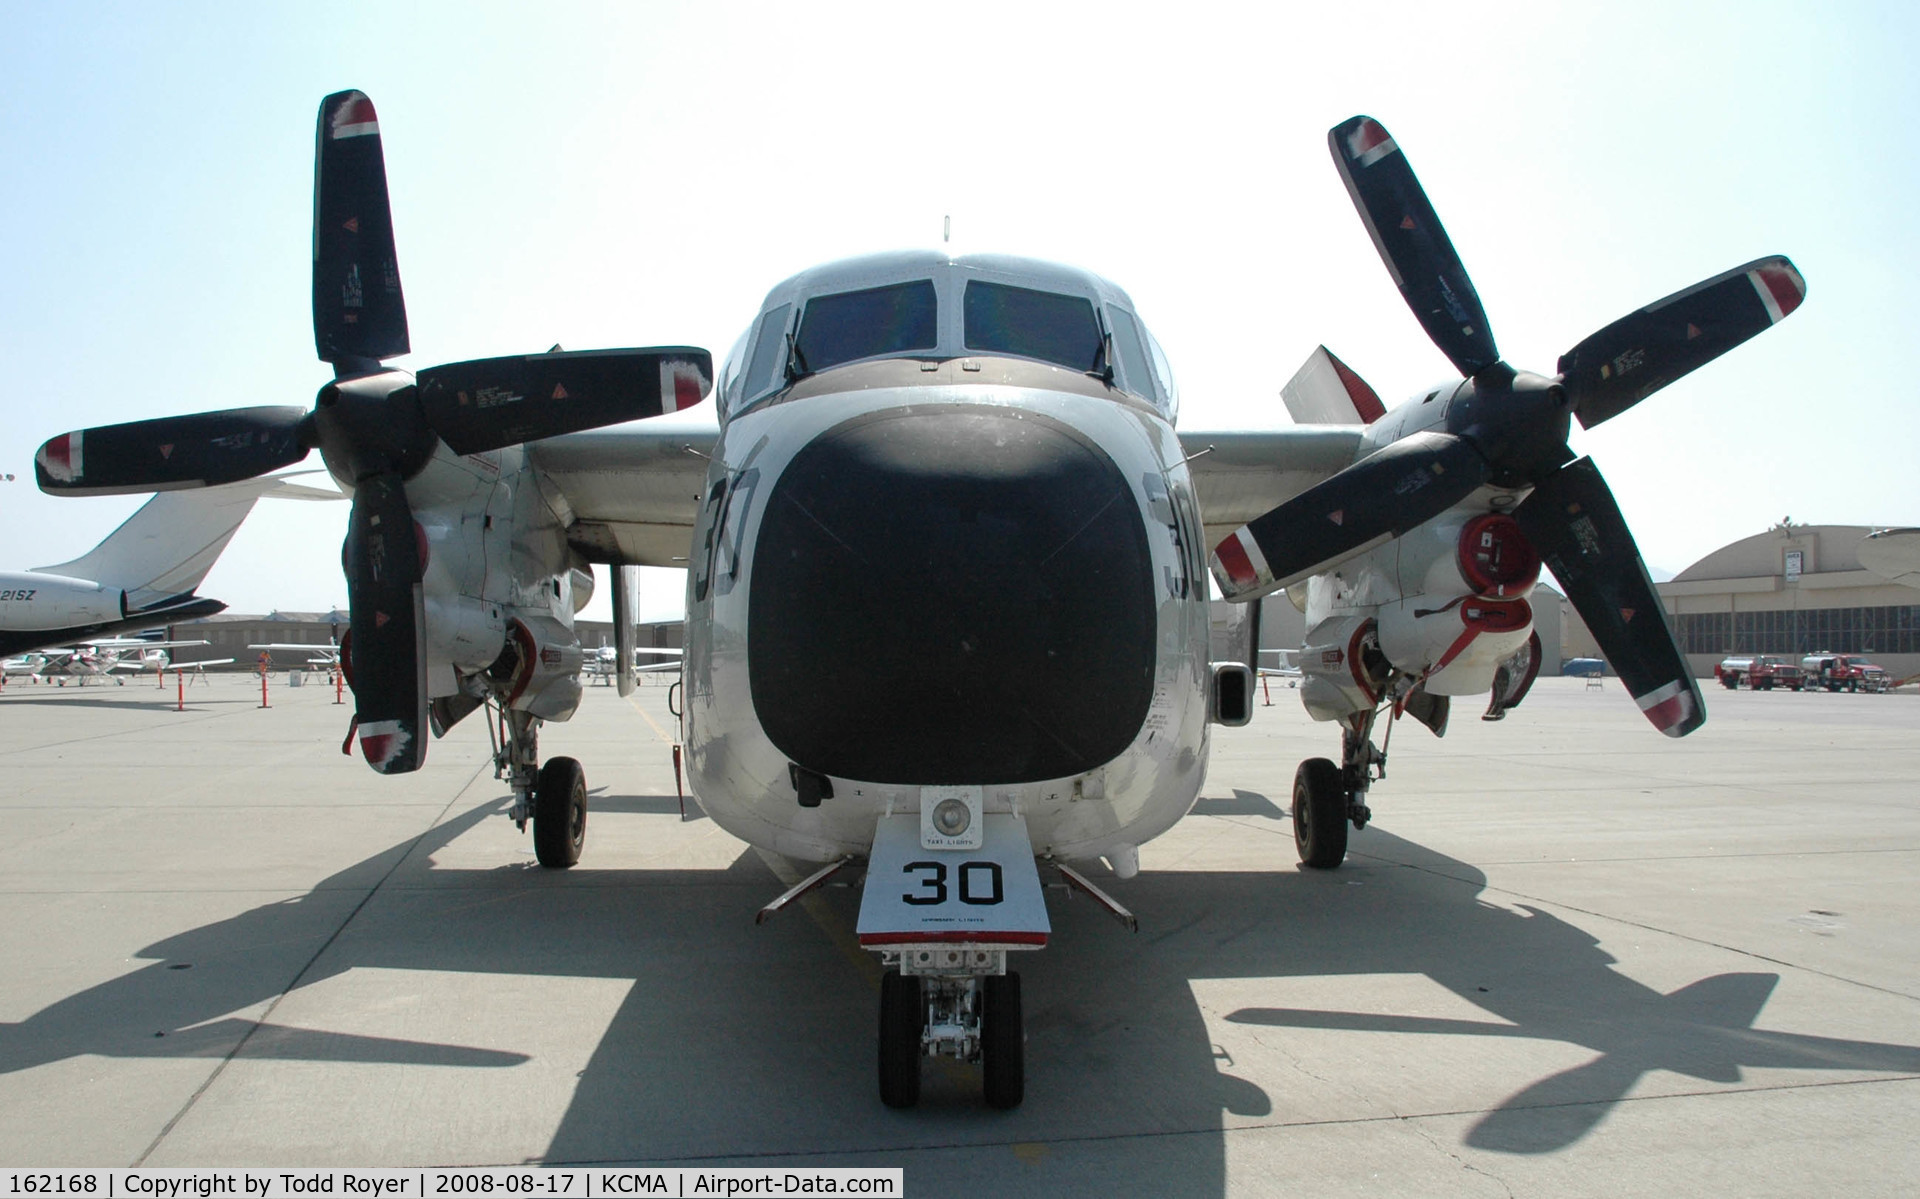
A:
<box><xmin>963</xmin><ymin>281</ymin><xmax>1102</xmax><ymax>373</ymax></box>
<box><xmin>793</xmin><ymin>280</ymin><xmax>938</xmax><ymax>374</ymax></box>
<box><xmin>1106</xmin><ymin>306</ymin><xmax>1159</xmax><ymax>408</ymax></box>
<box><xmin>1145</xmin><ymin>327</ymin><xmax>1179</xmax><ymax>420</ymax></box>
<box><xmin>742</xmin><ymin>303</ymin><xmax>793</xmax><ymax>403</ymax></box>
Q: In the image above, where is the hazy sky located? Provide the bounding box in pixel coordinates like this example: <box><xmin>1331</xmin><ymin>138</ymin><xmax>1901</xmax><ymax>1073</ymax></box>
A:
<box><xmin>3</xmin><ymin>2</ymin><xmax>1913</xmax><ymax>624</ymax></box>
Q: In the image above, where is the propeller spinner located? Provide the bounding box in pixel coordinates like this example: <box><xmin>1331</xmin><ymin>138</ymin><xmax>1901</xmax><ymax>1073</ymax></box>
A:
<box><xmin>35</xmin><ymin>90</ymin><xmax>712</xmax><ymax>772</ymax></box>
<box><xmin>1211</xmin><ymin>115</ymin><xmax>1807</xmax><ymax>737</ymax></box>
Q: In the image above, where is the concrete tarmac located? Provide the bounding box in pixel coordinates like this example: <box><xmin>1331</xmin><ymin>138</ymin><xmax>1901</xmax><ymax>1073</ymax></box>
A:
<box><xmin>1</xmin><ymin>669</ymin><xmax>1916</xmax><ymax>1195</ymax></box>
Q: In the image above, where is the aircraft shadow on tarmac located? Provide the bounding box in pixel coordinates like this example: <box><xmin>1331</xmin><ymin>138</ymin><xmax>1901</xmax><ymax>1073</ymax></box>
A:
<box><xmin>3</xmin><ymin>793</ymin><xmax>1917</xmax><ymax>1179</ymax></box>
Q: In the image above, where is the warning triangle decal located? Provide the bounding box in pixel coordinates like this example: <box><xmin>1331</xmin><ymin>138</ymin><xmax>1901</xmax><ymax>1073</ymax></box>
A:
<box><xmin>552</xmin><ymin>383</ymin><xmax>569</xmax><ymax>400</ymax></box>
<box><xmin>344</xmin><ymin>217</ymin><xmax>359</xmax><ymax>234</ymax></box>
<box><xmin>158</xmin><ymin>445</ymin><xmax>174</xmax><ymax>459</ymax></box>
<box><xmin>1329</xmin><ymin>510</ymin><xmax>1345</xmax><ymax>526</ymax></box>
<box><xmin>1620</xmin><ymin>607</ymin><xmax>1635</xmax><ymax>623</ymax></box>
<box><xmin>374</xmin><ymin>611</ymin><xmax>390</xmax><ymax>629</ymax></box>
<box><xmin>1399</xmin><ymin>215</ymin><xmax>1416</xmax><ymax>230</ymax></box>
<box><xmin>1686</xmin><ymin>323</ymin><xmax>1702</xmax><ymax>340</ymax></box>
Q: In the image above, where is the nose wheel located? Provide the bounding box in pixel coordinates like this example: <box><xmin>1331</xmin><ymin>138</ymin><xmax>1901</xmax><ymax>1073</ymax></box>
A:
<box><xmin>876</xmin><ymin>960</ymin><xmax>1025</xmax><ymax>1110</ymax></box>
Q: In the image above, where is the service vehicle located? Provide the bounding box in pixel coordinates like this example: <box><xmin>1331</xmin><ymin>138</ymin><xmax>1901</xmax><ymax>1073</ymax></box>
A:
<box><xmin>1800</xmin><ymin>653</ymin><xmax>1890</xmax><ymax>692</ymax></box>
<box><xmin>1714</xmin><ymin>655</ymin><xmax>1803</xmax><ymax>690</ymax></box>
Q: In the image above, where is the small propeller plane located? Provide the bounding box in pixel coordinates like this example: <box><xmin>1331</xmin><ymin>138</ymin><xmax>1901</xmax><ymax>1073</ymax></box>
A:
<box><xmin>34</xmin><ymin>96</ymin><xmax>1804</xmax><ymax>1110</ymax></box>
<box><xmin>11</xmin><ymin>637</ymin><xmax>218</xmax><ymax>685</ymax></box>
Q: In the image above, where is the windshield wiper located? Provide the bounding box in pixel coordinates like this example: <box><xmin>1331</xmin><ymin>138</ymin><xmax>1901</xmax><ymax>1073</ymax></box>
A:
<box><xmin>1087</xmin><ymin>328</ymin><xmax>1115</xmax><ymax>385</ymax></box>
<box><xmin>784</xmin><ymin>332</ymin><xmax>813</xmax><ymax>384</ymax></box>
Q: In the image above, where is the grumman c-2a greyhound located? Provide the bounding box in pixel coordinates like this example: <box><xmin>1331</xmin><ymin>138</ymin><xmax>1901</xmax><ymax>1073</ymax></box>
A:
<box><xmin>35</xmin><ymin>95</ymin><xmax>1804</xmax><ymax>1110</ymax></box>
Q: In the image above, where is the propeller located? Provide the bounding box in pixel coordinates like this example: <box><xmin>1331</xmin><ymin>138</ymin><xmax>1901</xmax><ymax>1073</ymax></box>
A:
<box><xmin>35</xmin><ymin>90</ymin><xmax>712</xmax><ymax>772</ymax></box>
<box><xmin>1211</xmin><ymin>115</ymin><xmax>1806</xmax><ymax>737</ymax></box>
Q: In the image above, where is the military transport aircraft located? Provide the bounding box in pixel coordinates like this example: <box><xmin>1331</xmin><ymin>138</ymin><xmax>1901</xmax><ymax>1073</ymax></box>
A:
<box><xmin>33</xmin><ymin>94</ymin><xmax>1804</xmax><ymax>1110</ymax></box>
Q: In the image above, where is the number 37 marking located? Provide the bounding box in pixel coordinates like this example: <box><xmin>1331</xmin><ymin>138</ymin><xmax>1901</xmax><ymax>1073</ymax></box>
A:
<box><xmin>902</xmin><ymin>860</ymin><xmax>1004</xmax><ymax>906</ymax></box>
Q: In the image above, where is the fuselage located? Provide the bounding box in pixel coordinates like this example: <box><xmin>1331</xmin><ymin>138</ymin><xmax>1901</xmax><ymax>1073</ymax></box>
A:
<box><xmin>680</xmin><ymin>253</ymin><xmax>1217</xmax><ymax>866</ymax></box>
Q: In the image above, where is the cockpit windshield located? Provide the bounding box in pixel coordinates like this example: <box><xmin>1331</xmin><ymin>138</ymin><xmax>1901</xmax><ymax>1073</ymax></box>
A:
<box><xmin>963</xmin><ymin>281</ymin><xmax>1102</xmax><ymax>372</ymax></box>
<box><xmin>792</xmin><ymin>280</ymin><xmax>938</xmax><ymax>375</ymax></box>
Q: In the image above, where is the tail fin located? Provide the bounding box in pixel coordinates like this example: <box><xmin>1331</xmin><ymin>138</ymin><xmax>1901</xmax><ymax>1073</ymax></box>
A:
<box><xmin>32</xmin><ymin>474</ymin><xmax>337</xmax><ymax>607</ymax></box>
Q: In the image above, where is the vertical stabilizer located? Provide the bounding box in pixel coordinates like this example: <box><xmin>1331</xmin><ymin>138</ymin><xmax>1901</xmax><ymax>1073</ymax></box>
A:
<box><xmin>32</xmin><ymin>475</ymin><xmax>333</xmax><ymax>608</ymax></box>
<box><xmin>1280</xmin><ymin>346</ymin><xmax>1387</xmax><ymax>426</ymax></box>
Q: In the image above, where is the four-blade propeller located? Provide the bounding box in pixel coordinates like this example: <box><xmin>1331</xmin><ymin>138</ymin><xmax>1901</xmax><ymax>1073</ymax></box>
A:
<box><xmin>1211</xmin><ymin>115</ymin><xmax>1806</xmax><ymax>737</ymax></box>
<box><xmin>34</xmin><ymin>90</ymin><xmax>712</xmax><ymax>773</ymax></box>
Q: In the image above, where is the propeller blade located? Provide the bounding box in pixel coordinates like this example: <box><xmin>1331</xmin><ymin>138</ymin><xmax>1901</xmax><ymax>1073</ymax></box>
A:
<box><xmin>415</xmin><ymin>347</ymin><xmax>713</xmax><ymax>454</ymax></box>
<box><xmin>1210</xmin><ymin>430</ymin><xmax>1490</xmax><ymax>601</ymax></box>
<box><xmin>1513</xmin><ymin>457</ymin><xmax>1703</xmax><ymax>737</ymax></box>
<box><xmin>1329</xmin><ymin>116</ymin><xmax>1498</xmax><ymax>377</ymax></box>
<box><xmin>34</xmin><ymin>406</ymin><xmax>310</xmax><ymax>495</ymax></box>
<box><xmin>1558</xmin><ymin>256</ymin><xmax>1805</xmax><ymax>429</ymax></box>
<box><xmin>344</xmin><ymin>472</ymin><xmax>428</xmax><ymax>774</ymax></box>
<box><xmin>314</xmin><ymin>90</ymin><xmax>409</xmax><ymax>367</ymax></box>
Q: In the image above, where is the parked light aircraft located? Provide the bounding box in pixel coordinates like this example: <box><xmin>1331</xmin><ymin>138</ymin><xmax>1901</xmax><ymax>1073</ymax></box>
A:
<box><xmin>6</xmin><ymin>638</ymin><xmax>218</xmax><ymax>685</ymax></box>
<box><xmin>34</xmin><ymin>94</ymin><xmax>1804</xmax><ymax>1109</ymax></box>
<box><xmin>249</xmin><ymin>638</ymin><xmax>343</xmax><ymax>672</ymax></box>
<box><xmin>584</xmin><ymin>645</ymin><xmax>681</xmax><ymax>685</ymax></box>
<box><xmin>2</xmin><ymin>473</ymin><xmax>336</xmax><ymax>660</ymax></box>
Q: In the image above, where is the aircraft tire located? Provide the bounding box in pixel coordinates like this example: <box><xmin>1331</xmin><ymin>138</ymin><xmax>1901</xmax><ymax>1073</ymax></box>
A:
<box><xmin>982</xmin><ymin>972</ymin><xmax>1024</xmax><ymax>1110</ymax></box>
<box><xmin>533</xmin><ymin>756</ymin><xmax>587</xmax><ymax>869</ymax></box>
<box><xmin>1293</xmin><ymin>757</ymin><xmax>1349</xmax><ymax>869</ymax></box>
<box><xmin>878</xmin><ymin>969</ymin><xmax>923</xmax><ymax>1109</ymax></box>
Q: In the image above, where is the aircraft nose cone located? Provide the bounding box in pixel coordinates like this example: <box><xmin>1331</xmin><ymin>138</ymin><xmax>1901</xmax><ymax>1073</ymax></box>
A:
<box><xmin>749</xmin><ymin>406</ymin><xmax>1156</xmax><ymax>784</ymax></box>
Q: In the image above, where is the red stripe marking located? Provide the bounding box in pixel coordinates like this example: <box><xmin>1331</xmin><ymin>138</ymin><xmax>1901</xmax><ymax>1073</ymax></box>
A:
<box><xmin>1326</xmin><ymin>350</ymin><xmax>1386</xmax><ymax>423</ymax></box>
<box><xmin>1643</xmin><ymin>691</ymin><xmax>1690</xmax><ymax>733</ymax></box>
<box><xmin>858</xmin><ymin>931</ymin><xmax>1048</xmax><ymax>946</ymax></box>
<box><xmin>360</xmin><ymin>731</ymin><xmax>395</xmax><ymax>764</ymax></box>
<box><xmin>1756</xmin><ymin>265</ymin><xmax>1804</xmax><ymax>320</ymax></box>
<box><xmin>1214</xmin><ymin>533</ymin><xmax>1258</xmax><ymax>587</ymax></box>
<box><xmin>1351</xmin><ymin>119</ymin><xmax>1390</xmax><ymax>155</ymax></box>
<box><xmin>340</xmin><ymin>96</ymin><xmax>377</xmax><ymax>127</ymax></box>
<box><xmin>673</xmin><ymin>368</ymin><xmax>702</xmax><ymax>412</ymax></box>
<box><xmin>41</xmin><ymin>434</ymin><xmax>73</xmax><ymax>476</ymax></box>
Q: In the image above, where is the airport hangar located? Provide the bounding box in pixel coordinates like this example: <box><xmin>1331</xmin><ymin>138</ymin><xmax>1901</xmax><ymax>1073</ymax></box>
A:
<box><xmin>154</xmin><ymin>524</ymin><xmax>1915</xmax><ymax>684</ymax></box>
<box><xmin>1235</xmin><ymin>521</ymin><xmax>1917</xmax><ymax>684</ymax></box>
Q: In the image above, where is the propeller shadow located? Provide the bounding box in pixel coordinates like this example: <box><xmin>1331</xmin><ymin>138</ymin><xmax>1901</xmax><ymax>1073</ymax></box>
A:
<box><xmin>7</xmin><ymin>792</ymin><xmax>1914</xmax><ymax>1180</ymax></box>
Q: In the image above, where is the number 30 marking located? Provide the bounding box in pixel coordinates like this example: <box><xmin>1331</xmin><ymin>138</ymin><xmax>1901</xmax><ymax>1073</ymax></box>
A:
<box><xmin>901</xmin><ymin>861</ymin><xmax>1004</xmax><ymax>905</ymax></box>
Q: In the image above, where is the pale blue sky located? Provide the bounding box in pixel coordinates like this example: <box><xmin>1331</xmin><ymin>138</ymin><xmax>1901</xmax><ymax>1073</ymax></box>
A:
<box><xmin>3</xmin><ymin>2</ymin><xmax>1914</xmax><ymax>620</ymax></box>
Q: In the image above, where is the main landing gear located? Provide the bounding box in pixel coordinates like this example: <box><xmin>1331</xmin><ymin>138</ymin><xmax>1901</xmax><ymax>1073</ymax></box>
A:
<box><xmin>1293</xmin><ymin>712</ymin><xmax>1381</xmax><ymax>870</ymax></box>
<box><xmin>491</xmin><ymin>704</ymin><xmax>586</xmax><ymax>868</ymax></box>
<box><xmin>878</xmin><ymin>950</ymin><xmax>1024</xmax><ymax>1110</ymax></box>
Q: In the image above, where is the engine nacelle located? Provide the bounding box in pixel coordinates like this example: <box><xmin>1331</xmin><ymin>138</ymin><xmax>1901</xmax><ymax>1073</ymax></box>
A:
<box><xmin>423</xmin><ymin>594</ymin><xmax>506</xmax><ymax>697</ymax></box>
<box><xmin>496</xmin><ymin>613</ymin><xmax>584</xmax><ymax>720</ymax></box>
<box><xmin>1299</xmin><ymin>614</ymin><xmax>1388</xmax><ymax>723</ymax></box>
<box><xmin>1395</xmin><ymin>510</ymin><xmax>1541</xmax><ymax>602</ymax></box>
<box><xmin>1377</xmin><ymin>594</ymin><xmax>1533</xmax><ymax>696</ymax></box>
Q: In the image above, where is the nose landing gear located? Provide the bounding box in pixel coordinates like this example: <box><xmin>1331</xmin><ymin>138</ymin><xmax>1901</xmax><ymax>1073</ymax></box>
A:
<box><xmin>877</xmin><ymin>952</ymin><xmax>1024</xmax><ymax>1110</ymax></box>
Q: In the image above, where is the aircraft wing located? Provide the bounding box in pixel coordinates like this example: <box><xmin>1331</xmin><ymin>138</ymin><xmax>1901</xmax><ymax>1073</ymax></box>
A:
<box><xmin>1176</xmin><ymin>426</ymin><xmax>1363</xmax><ymax>553</ymax></box>
<box><xmin>528</xmin><ymin>422</ymin><xmax>718</xmax><ymax>567</ymax></box>
<box><xmin>85</xmin><ymin>638</ymin><xmax>211</xmax><ymax>650</ymax></box>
